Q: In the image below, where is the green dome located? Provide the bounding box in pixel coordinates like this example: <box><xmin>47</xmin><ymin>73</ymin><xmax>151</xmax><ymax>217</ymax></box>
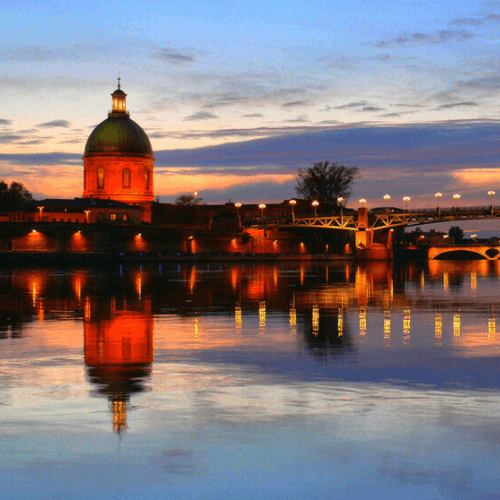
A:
<box><xmin>84</xmin><ymin>115</ymin><xmax>153</xmax><ymax>157</ymax></box>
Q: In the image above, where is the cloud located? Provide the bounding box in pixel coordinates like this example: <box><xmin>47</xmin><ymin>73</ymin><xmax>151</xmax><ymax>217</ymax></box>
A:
<box><xmin>282</xmin><ymin>100</ymin><xmax>309</xmax><ymax>108</ymax></box>
<box><xmin>434</xmin><ymin>101</ymin><xmax>479</xmax><ymax>110</ymax></box>
<box><xmin>0</xmin><ymin>153</ymin><xmax>81</xmax><ymax>166</ymax></box>
<box><xmin>357</xmin><ymin>106</ymin><xmax>385</xmax><ymax>113</ymax></box>
<box><xmin>183</xmin><ymin>111</ymin><xmax>219</xmax><ymax>121</ymax></box>
<box><xmin>242</xmin><ymin>113</ymin><xmax>264</xmax><ymax>118</ymax></box>
<box><xmin>0</xmin><ymin>44</ymin><xmax>94</xmax><ymax>62</ymax></box>
<box><xmin>202</xmin><ymin>93</ymin><xmax>247</xmax><ymax>108</ymax></box>
<box><xmin>0</xmin><ymin>134</ymin><xmax>25</xmax><ymax>143</ymax></box>
<box><xmin>451</xmin><ymin>12</ymin><xmax>500</xmax><ymax>26</ymax></box>
<box><xmin>154</xmin><ymin>48</ymin><xmax>196</xmax><ymax>65</ymax></box>
<box><xmin>375</xmin><ymin>29</ymin><xmax>474</xmax><ymax>48</ymax></box>
<box><xmin>36</xmin><ymin>120</ymin><xmax>71</xmax><ymax>128</ymax></box>
<box><xmin>335</xmin><ymin>101</ymin><xmax>370</xmax><ymax>110</ymax></box>
<box><xmin>0</xmin><ymin>119</ymin><xmax>12</xmax><ymax>126</ymax></box>
<box><xmin>284</xmin><ymin>115</ymin><xmax>309</xmax><ymax>123</ymax></box>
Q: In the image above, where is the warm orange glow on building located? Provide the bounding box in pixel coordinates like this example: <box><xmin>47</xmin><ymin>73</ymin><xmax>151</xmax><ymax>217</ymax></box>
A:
<box><xmin>83</xmin><ymin>82</ymin><xmax>154</xmax><ymax>223</ymax></box>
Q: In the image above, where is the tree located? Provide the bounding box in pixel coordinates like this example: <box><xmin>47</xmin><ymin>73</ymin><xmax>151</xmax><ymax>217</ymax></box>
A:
<box><xmin>295</xmin><ymin>161</ymin><xmax>360</xmax><ymax>208</ymax></box>
<box><xmin>175</xmin><ymin>194</ymin><xmax>204</xmax><ymax>206</ymax></box>
<box><xmin>0</xmin><ymin>181</ymin><xmax>34</xmax><ymax>210</ymax></box>
<box><xmin>448</xmin><ymin>226</ymin><xmax>464</xmax><ymax>243</ymax></box>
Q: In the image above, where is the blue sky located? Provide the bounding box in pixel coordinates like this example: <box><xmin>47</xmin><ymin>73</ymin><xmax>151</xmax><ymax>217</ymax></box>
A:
<box><xmin>2</xmin><ymin>0</ymin><xmax>500</xmax><ymax>219</ymax></box>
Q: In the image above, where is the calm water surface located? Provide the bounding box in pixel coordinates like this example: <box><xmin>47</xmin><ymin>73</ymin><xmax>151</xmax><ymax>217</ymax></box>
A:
<box><xmin>1</xmin><ymin>260</ymin><xmax>500</xmax><ymax>499</ymax></box>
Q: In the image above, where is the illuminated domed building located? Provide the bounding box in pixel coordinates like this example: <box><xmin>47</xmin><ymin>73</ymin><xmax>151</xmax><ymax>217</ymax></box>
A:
<box><xmin>83</xmin><ymin>79</ymin><xmax>154</xmax><ymax>223</ymax></box>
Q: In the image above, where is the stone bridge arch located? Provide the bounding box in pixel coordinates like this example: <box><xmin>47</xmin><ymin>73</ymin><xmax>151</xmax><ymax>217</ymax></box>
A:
<box><xmin>428</xmin><ymin>246</ymin><xmax>500</xmax><ymax>260</ymax></box>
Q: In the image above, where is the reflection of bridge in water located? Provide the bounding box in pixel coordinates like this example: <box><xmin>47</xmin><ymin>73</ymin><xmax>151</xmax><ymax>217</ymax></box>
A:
<box><xmin>260</xmin><ymin>205</ymin><xmax>500</xmax><ymax>260</ymax></box>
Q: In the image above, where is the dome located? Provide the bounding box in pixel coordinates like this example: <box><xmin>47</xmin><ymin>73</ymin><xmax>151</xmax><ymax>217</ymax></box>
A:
<box><xmin>84</xmin><ymin>115</ymin><xmax>153</xmax><ymax>157</ymax></box>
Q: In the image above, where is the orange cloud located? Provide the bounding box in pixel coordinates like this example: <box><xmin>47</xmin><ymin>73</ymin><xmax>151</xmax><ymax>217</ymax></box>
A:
<box><xmin>452</xmin><ymin>169</ymin><xmax>500</xmax><ymax>186</ymax></box>
<box><xmin>154</xmin><ymin>172</ymin><xmax>295</xmax><ymax>196</ymax></box>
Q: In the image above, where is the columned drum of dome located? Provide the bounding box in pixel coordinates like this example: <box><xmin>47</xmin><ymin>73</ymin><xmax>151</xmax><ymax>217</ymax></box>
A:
<box><xmin>83</xmin><ymin>81</ymin><xmax>154</xmax><ymax>223</ymax></box>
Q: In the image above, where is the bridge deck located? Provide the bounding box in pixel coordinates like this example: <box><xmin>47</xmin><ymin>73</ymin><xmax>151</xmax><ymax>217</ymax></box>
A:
<box><xmin>253</xmin><ymin>205</ymin><xmax>500</xmax><ymax>231</ymax></box>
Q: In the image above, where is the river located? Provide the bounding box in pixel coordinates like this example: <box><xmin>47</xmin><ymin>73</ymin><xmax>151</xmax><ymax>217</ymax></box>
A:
<box><xmin>1</xmin><ymin>260</ymin><xmax>500</xmax><ymax>499</ymax></box>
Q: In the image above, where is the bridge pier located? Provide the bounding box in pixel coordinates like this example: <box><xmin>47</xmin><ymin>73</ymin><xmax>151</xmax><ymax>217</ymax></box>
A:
<box><xmin>355</xmin><ymin>208</ymin><xmax>394</xmax><ymax>260</ymax></box>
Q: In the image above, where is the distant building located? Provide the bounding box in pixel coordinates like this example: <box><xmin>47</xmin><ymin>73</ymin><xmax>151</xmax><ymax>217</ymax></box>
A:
<box><xmin>8</xmin><ymin>198</ymin><xmax>141</xmax><ymax>224</ymax></box>
<box><xmin>83</xmin><ymin>79</ymin><xmax>154</xmax><ymax>223</ymax></box>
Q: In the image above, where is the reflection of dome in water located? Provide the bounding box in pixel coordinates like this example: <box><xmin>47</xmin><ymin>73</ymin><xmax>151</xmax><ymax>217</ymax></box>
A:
<box><xmin>84</xmin><ymin>296</ymin><xmax>154</xmax><ymax>433</ymax></box>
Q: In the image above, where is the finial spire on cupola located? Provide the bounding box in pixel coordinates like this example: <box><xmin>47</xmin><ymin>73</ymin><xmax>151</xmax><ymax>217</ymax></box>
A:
<box><xmin>111</xmin><ymin>77</ymin><xmax>127</xmax><ymax>115</ymax></box>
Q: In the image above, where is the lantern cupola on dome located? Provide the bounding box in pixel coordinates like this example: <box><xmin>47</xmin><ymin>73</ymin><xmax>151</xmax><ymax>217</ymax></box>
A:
<box><xmin>111</xmin><ymin>77</ymin><xmax>128</xmax><ymax>116</ymax></box>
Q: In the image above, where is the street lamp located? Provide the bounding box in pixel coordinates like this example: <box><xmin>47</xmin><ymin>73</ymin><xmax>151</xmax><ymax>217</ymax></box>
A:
<box><xmin>312</xmin><ymin>200</ymin><xmax>319</xmax><ymax>217</ymax></box>
<box><xmin>488</xmin><ymin>190</ymin><xmax>495</xmax><ymax>213</ymax></box>
<box><xmin>435</xmin><ymin>192</ymin><xmax>442</xmax><ymax>213</ymax></box>
<box><xmin>383</xmin><ymin>194</ymin><xmax>391</xmax><ymax>202</ymax></box>
<box><xmin>289</xmin><ymin>199</ymin><xmax>297</xmax><ymax>223</ymax></box>
<box><xmin>259</xmin><ymin>203</ymin><xmax>266</xmax><ymax>218</ymax></box>
<box><xmin>235</xmin><ymin>203</ymin><xmax>242</xmax><ymax>228</ymax></box>
<box><xmin>359</xmin><ymin>198</ymin><xmax>367</xmax><ymax>206</ymax></box>
<box><xmin>403</xmin><ymin>196</ymin><xmax>410</xmax><ymax>210</ymax></box>
<box><xmin>453</xmin><ymin>193</ymin><xmax>461</xmax><ymax>209</ymax></box>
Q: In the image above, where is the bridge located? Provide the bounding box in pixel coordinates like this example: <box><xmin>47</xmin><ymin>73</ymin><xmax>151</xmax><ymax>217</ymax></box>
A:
<box><xmin>254</xmin><ymin>205</ymin><xmax>500</xmax><ymax>260</ymax></box>
<box><xmin>428</xmin><ymin>244</ymin><xmax>500</xmax><ymax>261</ymax></box>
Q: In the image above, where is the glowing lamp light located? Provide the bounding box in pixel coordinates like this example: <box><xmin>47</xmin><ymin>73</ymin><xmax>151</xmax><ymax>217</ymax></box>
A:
<box><xmin>383</xmin><ymin>194</ymin><xmax>391</xmax><ymax>201</ymax></box>
<box><xmin>359</xmin><ymin>198</ymin><xmax>367</xmax><ymax>205</ymax></box>
<box><xmin>312</xmin><ymin>200</ymin><xmax>319</xmax><ymax>216</ymax></box>
<box><xmin>337</xmin><ymin>197</ymin><xmax>344</xmax><ymax>204</ymax></box>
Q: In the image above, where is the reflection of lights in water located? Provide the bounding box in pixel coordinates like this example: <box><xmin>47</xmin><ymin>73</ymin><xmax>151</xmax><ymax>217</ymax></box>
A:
<box><xmin>273</xmin><ymin>266</ymin><xmax>278</xmax><ymax>288</ymax></box>
<box><xmin>84</xmin><ymin>297</ymin><xmax>91</xmax><ymax>321</ymax></box>
<box><xmin>443</xmin><ymin>272</ymin><xmax>449</xmax><ymax>291</ymax></box>
<box><xmin>312</xmin><ymin>305</ymin><xmax>319</xmax><ymax>335</ymax></box>
<box><xmin>338</xmin><ymin>309</ymin><xmax>343</xmax><ymax>336</ymax></box>
<box><xmin>32</xmin><ymin>280</ymin><xmax>37</xmax><ymax>306</ymax></box>
<box><xmin>111</xmin><ymin>297</ymin><xmax>116</xmax><ymax>316</ymax></box>
<box><xmin>383</xmin><ymin>310</ymin><xmax>391</xmax><ymax>346</ymax></box>
<box><xmin>325</xmin><ymin>265</ymin><xmax>329</xmax><ymax>284</ymax></box>
<box><xmin>420</xmin><ymin>271</ymin><xmax>425</xmax><ymax>289</ymax></box>
<box><xmin>38</xmin><ymin>301</ymin><xmax>44</xmax><ymax>322</ymax></box>
<box><xmin>74</xmin><ymin>276</ymin><xmax>82</xmax><ymax>301</ymax></box>
<box><xmin>403</xmin><ymin>308</ymin><xmax>410</xmax><ymax>344</ymax></box>
<box><xmin>235</xmin><ymin>304</ymin><xmax>242</xmax><ymax>328</ymax></box>
<box><xmin>112</xmin><ymin>400</ymin><xmax>127</xmax><ymax>433</ymax></box>
<box><xmin>259</xmin><ymin>301</ymin><xmax>266</xmax><ymax>328</ymax></box>
<box><xmin>231</xmin><ymin>267</ymin><xmax>238</xmax><ymax>291</ymax></box>
<box><xmin>359</xmin><ymin>308</ymin><xmax>367</xmax><ymax>336</ymax></box>
<box><xmin>290</xmin><ymin>292</ymin><xmax>296</xmax><ymax>327</ymax></box>
<box><xmin>190</xmin><ymin>267</ymin><xmax>196</xmax><ymax>294</ymax></box>
<box><xmin>135</xmin><ymin>272</ymin><xmax>142</xmax><ymax>299</ymax></box>
<box><xmin>194</xmin><ymin>317</ymin><xmax>199</xmax><ymax>338</ymax></box>
<box><xmin>453</xmin><ymin>313</ymin><xmax>461</xmax><ymax>337</ymax></box>
<box><xmin>300</xmin><ymin>265</ymin><xmax>305</xmax><ymax>286</ymax></box>
<box><xmin>435</xmin><ymin>314</ymin><xmax>442</xmax><ymax>341</ymax></box>
<box><xmin>489</xmin><ymin>318</ymin><xmax>496</xmax><ymax>339</ymax></box>
<box><xmin>471</xmin><ymin>272</ymin><xmax>477</xmax><ymax>291</ymax></box>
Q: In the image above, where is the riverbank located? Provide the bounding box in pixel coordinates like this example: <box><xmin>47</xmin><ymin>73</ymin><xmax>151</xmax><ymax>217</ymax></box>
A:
<box><xmin>0</xmin><ymin>251</ymin><xmax>354</xmax><ymax>266</ymax></box>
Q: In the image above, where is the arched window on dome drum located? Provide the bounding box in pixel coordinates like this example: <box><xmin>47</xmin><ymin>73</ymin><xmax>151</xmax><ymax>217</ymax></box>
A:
<box><xmin>97</xmin><ymin>168</ymin><xmax>105</xmax><ymax>189</ymax></box>
<box><xmin>145</xmin><ymin>169</ymin><xmax>151</xmax><ymax>191</ymax></box>
<box><xmin>123</xmin><ymin>168</ymin><xmax>131</xmax><ymax>188</ymax></box>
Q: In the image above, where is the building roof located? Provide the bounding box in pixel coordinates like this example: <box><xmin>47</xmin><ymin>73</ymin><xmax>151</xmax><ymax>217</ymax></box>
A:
<box><xmin>11</xmin><ymin>198</ymin><xmax>141</xmax><ymax>211</ymax></box>
<box><xmin>84</xmin><ymin>115</ymin><xmax>153</xmax><ymax>157</ymax></box>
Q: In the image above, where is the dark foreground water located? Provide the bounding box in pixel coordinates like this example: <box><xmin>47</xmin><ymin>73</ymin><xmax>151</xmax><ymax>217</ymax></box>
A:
<box><xmin>1</xmin><ymin>260</ymin><xmax>500</xmax><ymax>499</ymax></box>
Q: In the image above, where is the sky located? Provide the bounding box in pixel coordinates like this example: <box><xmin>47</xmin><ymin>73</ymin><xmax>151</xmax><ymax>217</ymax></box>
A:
<box><xmin>2</xmin><ymin>0</ymin><xmax>500</xmax><ymax>229</ymax></box>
